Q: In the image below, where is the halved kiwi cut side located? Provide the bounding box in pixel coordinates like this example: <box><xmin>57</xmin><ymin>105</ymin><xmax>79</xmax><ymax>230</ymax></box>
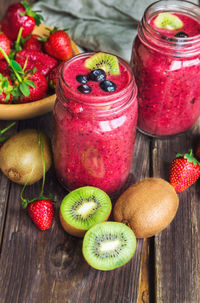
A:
<box><xmin>59</xmin><ymin>186</ymin><xmax>112</xmax><ymax>237</ymax></box>
<box><xmin>82</xmin><ymin>221</ymin><xmax>137</xmax><ymax>271</ymax></box>
<box><xmin>154</xmin><ymin>13</ymin><xmax>183</xmax><ymax>30</ymax></box>
<box><xmin>84</xmin><ymin>52</ymin><xmax>120</xmax><ymax>75</ymax></box>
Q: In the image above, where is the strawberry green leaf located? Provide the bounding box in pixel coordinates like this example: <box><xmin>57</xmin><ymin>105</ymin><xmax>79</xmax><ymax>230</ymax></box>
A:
<box><xmin>10</xmin><ymin>60</ymin><xmax>23</xmax><ymax>73</ymax></box>
<box><xmin>24</xmin><ymin>80</ymin><xmax>36</xmax><ymax>88</ymax></box>
<box><xmin>19</xmin><ymin>82</ymin><xmax>30</xmax><ymax>97</ymax></box>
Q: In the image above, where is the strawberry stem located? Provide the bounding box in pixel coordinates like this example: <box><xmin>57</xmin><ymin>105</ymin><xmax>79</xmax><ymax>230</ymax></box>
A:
<box><xmin>0</xmin><ymin>122</ymin><xmax>16</xmax><ymax>136</ymax></box>
<box><xmin>20</xmin><ymin>130</ymin><xmax>48</xmax><ymax>208</ymax></box>
<box><xmin>0</xmin><ymin>47</ymin><xmax>22</xmax><ymax>83</ymax></box>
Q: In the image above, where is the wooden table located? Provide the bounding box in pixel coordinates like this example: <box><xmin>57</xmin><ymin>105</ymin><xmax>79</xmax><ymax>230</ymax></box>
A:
<box><xmin>0</xmin><ymin>1</ymin><xmax>200</xmax><ymax>303</ymax></box>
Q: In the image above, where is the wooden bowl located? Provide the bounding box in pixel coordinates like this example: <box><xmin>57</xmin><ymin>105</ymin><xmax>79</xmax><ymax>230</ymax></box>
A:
<box><xmin>0</xmin><ymin>24</ymin><xmax>80</xmax><ymax>120</ymax></box>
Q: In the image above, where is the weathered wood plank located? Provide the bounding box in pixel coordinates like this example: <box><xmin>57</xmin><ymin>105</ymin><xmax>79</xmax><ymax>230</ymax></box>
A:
<box><xmin>0</xmin><ymin>114</ymin><xmax>150</xmax><ymax>303</ymax></box>
<box><xmin>153</xmin><ymin>122</ymin><xmax>200</xmax><ymax>303</ymax></box>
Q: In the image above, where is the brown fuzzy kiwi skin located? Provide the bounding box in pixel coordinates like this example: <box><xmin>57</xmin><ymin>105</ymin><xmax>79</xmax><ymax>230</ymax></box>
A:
<box><xmin>59</xmin><ymin>210</ymin><xmax>112</xmax><ymax>238</ymax></box>
<box><xmin>0</xmin><ymin>129</ymin><xmax>52</xmax><ymax>185</ymax></box>
<box><xmin>113</xmin><ymin>178</ymin><xmax>179</xmax><ymax>238</ymax></box>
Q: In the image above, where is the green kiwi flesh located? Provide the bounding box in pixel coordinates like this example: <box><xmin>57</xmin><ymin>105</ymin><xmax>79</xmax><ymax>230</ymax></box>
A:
<box><xmin>154</xmin><ymin>13</ymin><xmax>183</xmax><ymax>30</ymax></box>
<box><xmin>82</xmin><ymin>221</ymin><xmax>137</xmax><ymax>271</ymax></box>
<box><xmin>84</xmin><ymin>52</ymin><xmax>120</xmax><ymax>75</ymax></box>
<box><xmin>60</xmin><ymin>186</ymin><xmax>112</xmax><ymax>235</ymax></box>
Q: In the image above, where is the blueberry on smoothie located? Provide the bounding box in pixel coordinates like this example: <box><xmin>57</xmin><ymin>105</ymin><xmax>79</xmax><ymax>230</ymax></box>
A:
<box><xmin>88</xmin><ymin>69</ymin><xmax>106</xmax><ymax>82</ymax></box>
<box><xmin>78</xmin><ymin>84</ymin><xmax>92</xmax><ymax>94</ymax></box>
<box><xmin>100</xmin><ymin>80</ymin><xmax>116</xmax><ymax>92</ymax></box>
<box><xmin>175</xmin><ymin>32</ymin><xmax>189</xmax><ymax>37</ymax></box>
<box><xmin>76</xmin><ymin>74</ymin><xmax>88</xmax><ymax>84</ymax></box>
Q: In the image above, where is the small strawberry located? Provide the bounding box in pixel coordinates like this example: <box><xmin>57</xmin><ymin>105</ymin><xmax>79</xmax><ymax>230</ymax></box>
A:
<box><xmin>0</xmin><ymin>60</ymin><xmax>10</xmax><ymax>75</ymax></box>
<box><xmin>15</xmin><ymin>49</ymin><xmax>58</xmax><ymax>76</ymax></box>
<box><xmin>17</xmin><ymin>71</ymin><xmax>48</xmax><ymax>103</ymax></box>
<box><xmin>0</xmin><ymin>33</ymin><xmax>11</xmax><ymax>60</ymax></box>
<box><xmin>0</xmin><ymin>47</ymin><xmax>48</xmax><ymax>103</ymax></box>
<box><xmin>169</xmin><ymin>149</ymin><xmax>200</xmax><ymax>193</ymax></box>
<box><xmin>48</xmin><ymin>63</ymin><xmax>63</xmax><ymax>89</ymax></box>
<box><xmin>0</xmin><ymin>73</ymin><xmax>13</xmax><ymax>104</ymax></box>
<box><xmin>44</xmin><ymin>28</ymin><xmax>73</xmax><ymax>61</ymax></box>
<box><xmin>28</xmin><ymin>199</ymin><xmax>54</xmax><ymax>230</ymax></box>
<box><xmin>1</xmin><ymin>1</ymin><xmax>43</xmax><ymax>41</ymax></box>
<box><xmin>21</xmin><ymin>132</ymin><xmax>54</xmax><ymax>231</ymax></box>
<box><xmin>23</xmin><ymin>35</ymin><xmax>43</xmax><ymax>52</ymax></box>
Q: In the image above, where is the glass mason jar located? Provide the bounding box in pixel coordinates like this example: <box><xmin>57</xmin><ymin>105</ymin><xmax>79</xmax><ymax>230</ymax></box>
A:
<box><xmin>131</xmin><ymin>0</ymin><xmax>200</xmax><ymax>137</ymax></box>
<box><xmin>52</xmin><ymin>52</ymin><xmax>138</xmax><ymax>194</ymax></box>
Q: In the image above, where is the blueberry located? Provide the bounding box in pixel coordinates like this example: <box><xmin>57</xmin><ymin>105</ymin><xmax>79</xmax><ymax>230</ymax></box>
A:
<box><xmin>77</xmin><ymin>84</ymin><xmax>92</xmax><ymax>94</ymax></box>
<box><xmin>175</xmin><ymin>32</ymin><xmax>188</xmax><ymax>38</ymax></box>
<box><xmin>88</xmin><ymin>69</ymin><xmax>106</xmax><ymax>82</ymax></box>
<box><xmin>100</xmin><ymin>80</ymin><xmax>116</xmax><ymax>92</ymax></box>
<box><xmin>76</xmin><ymin>74</ymin><xmax>88</xmax><ymax>84</ymax></box>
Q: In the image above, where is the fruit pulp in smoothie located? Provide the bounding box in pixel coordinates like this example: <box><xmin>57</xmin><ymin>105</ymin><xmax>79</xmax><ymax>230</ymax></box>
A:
<box><xmin>131</xmin><ymin>12</ymin><xmax>200</xmax><ymax>136</ymax></box>
<box><xmin>53</xmin><ymin>54</ymin><xmax>138</xmax><ymax>194</ymax></box>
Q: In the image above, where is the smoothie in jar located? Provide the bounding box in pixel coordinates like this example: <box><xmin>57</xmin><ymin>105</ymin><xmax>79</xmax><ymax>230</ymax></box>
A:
<box><xmin>52</xmin><ymin>52</ymin><xmax>138</xmax><ymax>194</ymax></box>
<box><xmin>131</xmin><ymin>0</ymin><xmax>200</xmax><ymax>137</ymax></box>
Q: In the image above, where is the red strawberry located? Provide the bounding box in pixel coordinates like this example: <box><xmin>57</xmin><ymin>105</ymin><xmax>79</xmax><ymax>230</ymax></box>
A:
<box><xmin>23</xmin><ymin>35</ymin><xmax>43</xmax><ymax>52</ymax></box>
<box><xmin>169</xmin><ymin>149</ymin><xmax>200</xmax><ymax>193</ymax></box>
<box><xmin>48</xmin><ymin>63</ymin><xmax>64</xmax><ymax>89</ymax></box>
<box><xmin>0</xmin><ymin>60</ymin><xmax>10</xmax><ymax>75</ymax></box>
<box><xmin>15</xmin><ymin>50</ymin><xmax>58</xmax><ymax>76</ymax></box>
<box><xmin>0</xmin><ymin>33</ymin><xmax>11</xmax><ymax>60</ymax></box>
<box><xmin>0</xmin><ymin>73</ymin><xmax>13</xmax><ymax>104</ymax></box>
<box><xmin>18</xmin><ymin>71</ymin><xmax>48</xmax><ymax>103</ymax></box>
<box><xmin>44</xmin><ymin>29</ymin><xmax>73</xmax><ymax>61</ymax></box>
<box><xmin>28</xmin><ymin>199</ymin><xmax>54</xmax><ymax>230</ymax></box>
<box><xmin>1</xmin><ymin>1</ymin><xmax>43</xmax><ymax>41</ymax></box>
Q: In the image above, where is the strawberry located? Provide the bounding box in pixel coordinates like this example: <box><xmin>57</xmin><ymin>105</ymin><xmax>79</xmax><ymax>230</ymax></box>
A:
<box><xmin>21</xmin><ymin>132</ymin><xmax>54</xmax><ymax>231</ymax></box>
<box><xmin>0</xmin><ymin>60</ymin><xmax>10</xmax><ymax>75</ymax></box>
<box><xmin>0</xmin><ymin>73</ymin><xmax>13</xmax><ymax>104</ymax></box>
<box><xmin>1</xmin><ymin>1</ymin><xmax>43</xmax><ymax>41</ymax></box>
<box><xmin>44</xmin><ymin>29</ymin><xmax>73</xmax><ymax>61</ymax></box>
<box><xmin>169</xmin><ymin>149</ymin><xmax>200</xmax><ymax>193</ymax></box>
<box><xmin>48</xmin><ymin>63</ymin><xmax>64</xmax><ymax>89</ymax></box>
<box><xmin>23</xmin><ymin>35</ymin><xmax>43</xmax><ymax>52</ymax></box>
<box><xmin>17</xmin><ymin>71</ymin><xmax>48</xmax><ymax>103</ymax></box>
<box><xmin>28</xmin><ymin>199</ymin><xmax>54</xmax><ymax>231</ymax></box>
<box><xmin>0</xmin><ymin>33</ymin><xmax>11</xmax><ymax>60</ymax></box>
<box><xmin>15</xmin><ymin>49</ymin><xmax>58</xmax><ymax>76</ymax></box>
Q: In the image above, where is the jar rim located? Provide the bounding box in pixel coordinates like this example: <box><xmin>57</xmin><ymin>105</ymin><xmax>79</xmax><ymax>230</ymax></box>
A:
<box><xmin>139</xmin><ymin>0</ymin><xmax>200</xmax><ymax>56</ymax></box>
<box><xmin>59</xmin><ymin>52</ymin><xmax>137</xmax><ymax>107</ymax></box>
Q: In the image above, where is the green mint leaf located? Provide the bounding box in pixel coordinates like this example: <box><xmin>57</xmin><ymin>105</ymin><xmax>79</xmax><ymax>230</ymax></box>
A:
<box><xmin>2</xmin><ymin>80</ymin><xmax>9</xmax><ymax>89</ymax></box>
<box><xmin>10</xmin><ymin>60</ymin><xmax>23</xmax><ymax>72</ymax></box>
<box><xmin>19</xmin><ymin>82</ymin><xmax>30</xmax><ymax>97</ymax></box>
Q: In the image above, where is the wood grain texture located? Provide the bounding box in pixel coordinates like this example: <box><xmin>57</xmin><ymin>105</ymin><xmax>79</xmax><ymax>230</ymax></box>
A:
<box><xmin>153</xmin><ymin>121</ymin><xmax>200</xmax><ymax>303</ymax></box>
<box><xmin>0</xmin><ymin>114</ymin><xmax>149</xmax><ymax>303</ymax></box>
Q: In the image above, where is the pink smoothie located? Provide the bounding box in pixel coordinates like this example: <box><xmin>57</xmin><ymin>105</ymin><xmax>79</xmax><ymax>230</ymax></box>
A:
<box><xmin>53</xmin><ymin>53</ymin><xmax>138</xmax><ymax>194</ymax></box>
<box><xmin>131</xmin><ymin>9</ymin><xmax>200</xmax><ymax>136</ymax></box>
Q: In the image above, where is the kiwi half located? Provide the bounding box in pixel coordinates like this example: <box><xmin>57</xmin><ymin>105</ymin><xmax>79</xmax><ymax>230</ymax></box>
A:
<box><xmin>84</xmin><ymin>52</ymin><xmax>120</xmax><ymax>75</ymax></box>
<box><xmin>154</xmin><ymin>13</ymin><xmax>183</xmax><ymax>30</ymax></box>
<box><xmin>59</xmin><ymin>186</ymin><xmax>112</xmax><ymax>237</ymax></box>
<box><xmin>82</xmin><ymin>221</ymin><xmax>137</xmax><ymax>271</ymax></box>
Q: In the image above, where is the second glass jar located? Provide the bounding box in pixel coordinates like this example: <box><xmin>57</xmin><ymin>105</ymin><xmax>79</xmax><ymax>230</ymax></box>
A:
<box><xmin>131</xmin><ymin>0</ymin><xmax>200</xmax><ymax>137</ymax></box>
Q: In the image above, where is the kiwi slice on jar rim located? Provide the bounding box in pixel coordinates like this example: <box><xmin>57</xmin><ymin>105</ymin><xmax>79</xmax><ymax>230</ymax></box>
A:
<box><xmin>82</xmin><ymin>221</ymin><xmax>137</xmax><ymax>271</ymax></box>
<box><xmin>154</xmin><ymin>12</ymin><xmax>184</xmax><ymax>30</ymax></box>
<box><xmin>84</xmin><ymin>52</ymin><xmax>120</xmax><ymax>75</ymax></box>
<box><xmin>59</xmin><ymin>186</ymin><xmax>112</xmax><ymax>237</ymax></box>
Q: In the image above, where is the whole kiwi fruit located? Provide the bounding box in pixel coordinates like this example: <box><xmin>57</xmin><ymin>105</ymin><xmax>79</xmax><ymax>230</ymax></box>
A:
<box><xmin>113</xmin><ymin>178</ymin><xmax>179</xmax><ymax>238</ymax></box>
<box><xmin>0</xmin><ymin>129</ymin><xmax>52</xmax><ymax>185</ymax></box>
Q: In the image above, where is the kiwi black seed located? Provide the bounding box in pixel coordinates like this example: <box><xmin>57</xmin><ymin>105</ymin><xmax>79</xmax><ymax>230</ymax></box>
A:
<box><xmin>84</xmin><ymin>52</ymin><xmax>120</xmax><ymax>76</ymax></box>
<box><xmin>82</xmin><ymin>221</ymin><xmax>137</xmax><ymax>271</ymax></box>
<box><xmin>59</xmin><ymin>186</ymin><xmax>112</xmax><ymax>237</ymax></box>
<box><xmin>154</xmin><ymin>12</ymin><xmax>183</xmax><ymax>30</ymax></box>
